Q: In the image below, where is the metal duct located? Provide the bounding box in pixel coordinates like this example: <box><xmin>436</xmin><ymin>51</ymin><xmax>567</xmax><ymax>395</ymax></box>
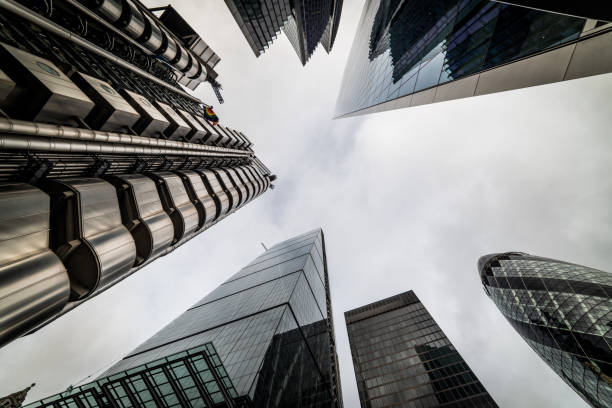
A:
<box><xmin>86</xmin><ymin>0</ymin><xmax>208</xmax><ymax>82</ymax></box>
<box><xmin>0</xmin><ymin>134</ymin><xmax>250</xmax><ymax>158</ymax></box>
<box><xmin>0</xmin><ymin>118</ymin><xmax>251</xmax><ymax>156</ymax></box>
<box><xmin>0</xmin><ymin>0</ymin><xmax>201</xmax><ymax>102</ymax></box>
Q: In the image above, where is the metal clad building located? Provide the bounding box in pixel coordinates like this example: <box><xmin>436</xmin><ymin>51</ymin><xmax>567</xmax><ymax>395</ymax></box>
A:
<box><xmin>479</xmin><ymin>252</ymin><xmax>612</xmax><ymax>408</ymax></box>
<box><xmin>335</xmin><ymin>0</ymin><xmax>612</xmax><ymax>118</ymax></box>
<box><xmin>0</xmin><ymin>0</ymin><xmax>274</xmax><ymax>348</ymax></box>
<box><xmin>345</xmin><ymin>291</ymin><xmax>498</xmax><ymax>408</ymax></box>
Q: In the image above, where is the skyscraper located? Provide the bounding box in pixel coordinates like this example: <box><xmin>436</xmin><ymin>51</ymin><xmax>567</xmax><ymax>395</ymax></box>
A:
<box><xmin>0</xmin><ymin>1</ymin><xmax>273</xmax><ymax>347</ymax></box>
<box><xmin>224</xmin><ymin>0</ymin><xmax>343</xmax><ymax>65</ymax></box>
<box><xmin>479</xmin><ymin>252</ymin><xmax>612</xmax><ymax>408</ymax></box>
<box><xmin>490</xmin><ymin>1</ymin><xmax>612</xmax><ymax>22</ymax></box>
<box><xmin>335</xmin><ymin>0</ymin><xmax>612</xmax><ymax>118</ymax></box>
<box><xmin>345</xmin><ymin>290</ymin><xmax>497</xmax><ymax>408</ymax></box>
<box><xmin>25</xmin><ymin>229</ymin><xmax>343</xmax><ymax>407</ymax></box>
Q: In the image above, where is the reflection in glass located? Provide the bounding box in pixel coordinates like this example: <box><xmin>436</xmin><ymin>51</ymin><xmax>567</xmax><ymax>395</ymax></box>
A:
<box><xmin>336</xmin><ymin>0</ymin><xmax>585</xmax><ymax>116</ymax></box>
<box><xmin>345</xmin><ymin>290</ymin><xmax>498</xmax><ymax>407</ymax></box>
<box><xmin>25</xmin><ymin>230</ymin><xmax>343</xmax><ymax>408</ymax></box>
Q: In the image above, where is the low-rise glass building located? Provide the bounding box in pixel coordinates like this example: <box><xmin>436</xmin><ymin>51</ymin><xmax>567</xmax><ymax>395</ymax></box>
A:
<box><xmin>345</xmin><ymin>290</ymin><xmax>497</xmax><ymax>407</ymax></box>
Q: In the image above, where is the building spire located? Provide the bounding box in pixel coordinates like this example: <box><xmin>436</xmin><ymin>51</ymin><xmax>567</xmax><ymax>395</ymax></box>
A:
<box><xmin>0</xmin><ymin>383</ymin><xmax>35</xmax><ymax>408</ymax></box>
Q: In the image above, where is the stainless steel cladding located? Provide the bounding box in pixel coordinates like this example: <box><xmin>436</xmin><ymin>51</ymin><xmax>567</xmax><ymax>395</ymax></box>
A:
<box><xmin>176</xmin><ymin>110</ymin><xmax>207</xmax><ymax>143</ymax></box>
<box><xmin>224</xmin><ymin>128</ymin><xmax>243</xmax><ymax>149</ymax></box>
<box><xmin>154</xmin><ymin>101</ymin><xmax>192</xmax><ymax>140</ymax></box>
<box><xmin>175</xmin><ymin>171</ymin><xmax>217</xmax><ymax>230</ymax></box>
<box><xmin>232</xmin><ymin>130</ymin><xmax>247</xmax><ymax>149</ymax></box>
<box><xmin>91</xmin><ymin>0</ymin><xmax>122</xmax><ymax>23</ymax></box>
<box><xmin>172</xmin><ymin>44</ymin><xmax>191</xmax><ymax>71</ymax></box>
<box><xmin>148</xmin><ymin>172</ymin><xmax>198</xmax><ymax>243</ymax></box>
<box><xmin>183</xmin><ymin>56</ymin><xmax>200</xmax><ymax>79</ymax></box>
<box><xmin>118</xmin><ymin>0</ymin><xmax>146</xmax><ymax>40</ymax></box>
<box><xmin>245</xmin><ymin>165</ymin><xmax>266</xmax><ymax>195</ymax></box>
<box><xmin>42</xmin><ymin>178</ymin><xmax>137</xmax><ymax>300</ymax></box>
<box><xmin>223</xmin><ymin>167</ymin><xmax>248</xmax><ymax>207</ymax></box>
<box><xmin>106</xmin><ymin>174</ymin><xmax>174</xmax><ymax>265</ymax></box>
<box><xmin>217</xmin><ymin>125</ymin><xmax>237</xmax><ymax>148</ymax></box>
<box><xmin>141</xmin><ymin>13</ymin><xmax>164</xmax><ymax>53</ymax></box>
<box><xmin>0</xmin><ymin>183</ymin><xmax>70</xmax><ymax>347</ymax></box>
<box><xmin>240</xmin><ymin>166</ymin><xmax>260</xmax><ymax>197</ymax></box>
<box><xmin>238</xmin><ymin>131</ymin><xmax>252</xmax><ymax>148</ymax></box>
<box><xmin>0</xmin><ymin>42</ymin><xmax>94</xmax><ymax>124</ymax></box>
<box><xmin>235</xmin><ymin>166</ymin><xmax>257</xmax><ymax>200</ymax></box>
<box><xmin>0</xmin><ymin>68</ymin><xmax>16</xmax><ymax>104</ymax></box>
<box><xmin>212</xmin><ymin>169</ymin><xmax>240</xmax><ymax>210</ymax></box>
<box><xmin>213</xmin><ymin>125</ymin><xmax>232</xmax><ymax>147</ymax></box>
<box><xmin>197</xmin><ymin>169</ymin><xmax>230</xmax><ymax>219</ymax></box>
<box><xmin>85</xmin><ymin>0</ymin><xmax>207</xmax><ymax>83</ymax></box>
<box><xmin>160</xmin><ymin>34</ymin><xmax>178</xmax><ymax>62</ymax></box>
<box><xmin>72</xmin><ymin>72</ymin><xmax>140</xmax><ymax>132</ymax></box>
<box><xmin>232</xmin><ymin>167</ymin><xmax>253</xmax><ymax>202</ymax></box>
<box><xmin>194</xmin><ymin>116</ymin><xmax>218</xmax><ymax>144</ymax></box>
<box><xmin>121</xmin><ymin>89</ymin><xmax>169</xmax><ymax>137</ymax></box>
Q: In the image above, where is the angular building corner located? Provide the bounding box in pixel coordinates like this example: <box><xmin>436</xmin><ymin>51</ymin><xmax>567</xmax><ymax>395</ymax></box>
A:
<box><xmin>25</xmin><ymin>229</ymin><xmax>343</xmax><ymax>407</ymax></box>
<box><xmin>224</xmin><ymin>0</ymin><xmax>343</xmax><ymax>65</ymax></box>
<box><xmin>335</xmin><ymin>0</ymin><xmax>612</xmax><ymax>118</ymax></box>
<box><xmin>0</xmin><ymin>0</ymin><xmax>274</xmax><ymax>348</ymax></box>
<box><xmin>345</xmin><ymin>290</ymin><xmax>498</xmax><ymax>407</ymax></box>
<box><xmin>479</xmin><ymin>252</ymin><xmax>612</xmax><ymax>407</ymax></box>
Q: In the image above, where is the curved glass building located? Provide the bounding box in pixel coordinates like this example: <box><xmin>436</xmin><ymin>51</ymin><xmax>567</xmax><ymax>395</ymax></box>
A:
<box><xmin>479</xmin><ymin>252</ymin><xmax>612</xmax><ymax>408</ymax></box>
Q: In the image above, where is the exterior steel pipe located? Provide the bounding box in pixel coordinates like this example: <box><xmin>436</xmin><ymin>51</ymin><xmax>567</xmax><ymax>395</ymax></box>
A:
<box><xmin>0</xmin><ymin>134</ymin><xmax>249</xmax><ymax>158</ymax></box>
<box><xmin>0</xmin><ymin>118</ymin><xmax>251</xmax><ymax>157</ymax></box>
<box><xmin>0</xmin><ymin>0</ymin><xmax>201</xmax><ymax>103</ymax></box>
<box><xmin>81</xmin><ymin>0</ymin><xmax>207</xmax><ymax>82</ymax></box>
<box><xmin>63</xmin><ymin>0</ymin><xmax>154</xmax><ymax>56</ymax></box>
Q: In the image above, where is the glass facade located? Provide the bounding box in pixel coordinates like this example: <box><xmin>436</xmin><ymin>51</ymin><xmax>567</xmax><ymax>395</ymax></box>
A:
<box><xmin>335</xmin><ymin>0</ymin><xmax>586</xmax><ymax>117</ymax></box>
<box><xmin>24</xmin><ymin>343</ymin><xmax>238</xmax><ymax>408</ymax></box>
<box><xmin>345</xmin><ymin>291</ymin><xmax>497</xmax><ymax>408</ymax></box>
<box><xmin>225</xmin><ymin>0</ymin><xmax>343</xmax><ymax>64</ymax></box>
<box><xmin>27</xmin><ymin>229</ymin><xmax>342</xmax><ymax>407</ymax></box>
<box><xmin>479</xmin><ymin>252</ymin><xmax>612</xmax><ymax>408</ymax></box>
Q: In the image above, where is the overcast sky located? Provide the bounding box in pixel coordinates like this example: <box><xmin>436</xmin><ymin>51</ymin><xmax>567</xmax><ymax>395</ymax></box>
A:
<box><xmin>1</xmin><ymin>1</ymin><xmax>611</xmax><ymax>407</ymax></box>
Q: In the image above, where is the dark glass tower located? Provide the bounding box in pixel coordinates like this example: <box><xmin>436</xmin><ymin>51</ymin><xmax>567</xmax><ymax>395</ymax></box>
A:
<box><xmin>0</xmin><ymin>0</ymin><xmax>273</xmax><ymax>348</ymax></box>
<box><xmin>25</xmin><ymin>229</ymin><xmax>342</xmax><ymax>407</ymax></box>
<box><xmin>479</xmin><ymin>252</ymin><xmax>612</xmax><ymax>408</ymax></box>
<box><xmin>335</xmin><ymin>0</ymin><xmax>612</xmax><ymax>118</ymax></box>
<box><xmin>490</xmin><ymin>1</ymin><xmax>612</xmax><ymax>21</ymax></box>
<box><xmin>224</xmin><ymin>0</ymin><xmax>343</xmax><ymax>65</ymax></box>
<box><xmin>345</xmin><ymin>291</ymin><xmax>497</xmax><ymax>408</ymax></box>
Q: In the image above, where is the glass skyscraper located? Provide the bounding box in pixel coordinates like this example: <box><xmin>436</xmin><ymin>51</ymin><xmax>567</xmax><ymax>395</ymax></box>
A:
<box><xmin>335</xmin><ymin>0</ymin><xmax>612</xmax><ymax>118</ymax></box>
<box><xmin>479</xmin><ymin>252</ymin><xmax>612</xmax><ymax>408</ymax></box>
<box><xmin>345</xmin><ymin>290</ymin><xmax>497</xmax><ymax>408</ymax></box>
<box><xmin>224</xmin><ymin>0</ymin><xmax>343</xmax><ymax>65</ymax></box>
<box><xmin>26</xmin><ymin>229</ymin><xmax>342</xmax><ymax>407</ymax></box>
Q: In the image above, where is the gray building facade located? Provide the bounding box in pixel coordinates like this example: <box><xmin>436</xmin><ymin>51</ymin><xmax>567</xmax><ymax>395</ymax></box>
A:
<box><xmin>345</xmin><ymin>291</ymin><xmax>497</xmax><ymax>408</ymax></box>
<box><xmin>479</xmin><ymin>252</ymin><xmax>612</xmax><ymax>408</ymax></box>
<box><xmin>0</xmin><ymin>0</ymin><xmax>273</xmax><ymax>348</ymax></box>
<box><xmin>224</xmin><ymin>0</ymin><xmax>343</xmax><ymax>65</ymax></box>
<box><xmin>335</xmin><ymin>0</ymin><xmax>612</xmax><ymax>118</ymax></box>
<box><xmin>26</xmin><ymin>229</ymin><xmax>342</xmax><ymax>407</ymax></box>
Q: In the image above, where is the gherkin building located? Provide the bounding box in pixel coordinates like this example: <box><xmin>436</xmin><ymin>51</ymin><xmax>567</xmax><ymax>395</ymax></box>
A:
<box><xmin>479</xmin><ymin>252</ymin><xmax>612</xmax><ymax>408</ymax></box>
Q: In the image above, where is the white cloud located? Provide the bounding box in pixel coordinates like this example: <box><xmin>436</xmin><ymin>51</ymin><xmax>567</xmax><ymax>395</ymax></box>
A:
<box><xmin>1</xmin><ymin>1</ymin><xmax>611</xmax><ymax>408</ymax></box>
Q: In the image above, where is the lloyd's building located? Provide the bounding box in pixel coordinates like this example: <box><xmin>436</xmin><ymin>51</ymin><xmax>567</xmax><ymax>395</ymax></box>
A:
<box><xmin>0</xmin><ymin>0</ymin><xmax>274</xmax><ymax>347</ymax></box>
